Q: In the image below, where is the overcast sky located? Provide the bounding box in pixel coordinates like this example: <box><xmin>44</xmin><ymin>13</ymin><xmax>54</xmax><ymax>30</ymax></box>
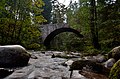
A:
<box><xmin>58</xmin><ymin>0</ymin><xmax>79</xmax><ymax>6</ymax></box>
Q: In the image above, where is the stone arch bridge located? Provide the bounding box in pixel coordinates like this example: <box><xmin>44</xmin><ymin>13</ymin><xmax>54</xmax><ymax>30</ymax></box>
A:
<box><xmin>40</xmin><ymin>23</ymin><xmax>83</xmax><ymax>49</ymax></box>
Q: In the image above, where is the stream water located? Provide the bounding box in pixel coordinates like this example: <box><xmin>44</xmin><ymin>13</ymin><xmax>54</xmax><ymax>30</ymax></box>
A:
<box><xmin>4</xmin><ymin>51</ymin><xmax>87</xmax><ymax>79</ymax></box>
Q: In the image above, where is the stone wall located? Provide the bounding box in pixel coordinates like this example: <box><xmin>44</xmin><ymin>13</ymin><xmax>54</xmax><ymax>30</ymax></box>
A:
<box><xmin>40</xmin><ymin>23</ymin><xmax>69</xmax><ymax>41</ymax></box>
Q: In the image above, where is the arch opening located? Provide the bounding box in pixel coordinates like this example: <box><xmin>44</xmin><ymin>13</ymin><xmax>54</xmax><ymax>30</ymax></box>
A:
<box><xmin>44</xmin><ymin>28</ymin><xmax>84</xmax><ymax>49</ymax></box>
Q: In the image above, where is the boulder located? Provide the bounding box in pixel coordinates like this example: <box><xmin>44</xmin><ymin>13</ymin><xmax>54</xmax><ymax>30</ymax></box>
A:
<box><xmin>0</xmin><ymin>45</ymin><xmax>31</xmax><ymax>68</ymax></box>
<box><xmin>69</xmin><ymin>60</ymin><xmax>110</xmax><ymax>78</ymax></box>
<box><xmin>109</xmin><ymin>59</ymin><xmax>120</xmax><ymax>79</ymax></box>
<box><xmin>108</xmin><ymin>46</ymin><xmax>120</xmax><ymax>61</ymax></box>
<box><xmin>103</xmin><ymin>58</ymin><xmax>115</xmax><ymax>68</ymax></box>
<box><xmin>95</xmin><ymin>54</ymin><xmax>107</xmax><ymax>63</ymax></box>
<box><xmin>69</xmin><ymin>60</ymin><xmax>104</xmax><ymax>72</ymax></box>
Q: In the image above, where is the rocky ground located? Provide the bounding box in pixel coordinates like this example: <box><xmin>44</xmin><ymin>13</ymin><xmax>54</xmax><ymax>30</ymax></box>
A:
<box><xmin>4</xmin><ymin>51</ymin><xmax>87</xmax><ymax>79</ymax></box>
<box><xmin>1</xmin><ymin>45</ymin><xmax>119</xmax><ymax>79</ymax></box>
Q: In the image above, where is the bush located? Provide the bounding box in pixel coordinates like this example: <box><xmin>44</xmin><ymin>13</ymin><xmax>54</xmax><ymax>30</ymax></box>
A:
<box><xmin>27</xmin><ymin>43</ymin><xmax>44</xmax><ymax>50</ymax></box>
<box><xmin>83</xmin><ymin>46</ymin><xmax>100</xmax><ymax>56</ymax></box>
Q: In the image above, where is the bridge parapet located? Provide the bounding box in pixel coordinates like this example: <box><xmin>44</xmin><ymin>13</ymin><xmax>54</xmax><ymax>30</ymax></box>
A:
<box><xmin>40</xmin><ymin>23</ymin><xmax>69</xmax><ymax>41</ymax></box>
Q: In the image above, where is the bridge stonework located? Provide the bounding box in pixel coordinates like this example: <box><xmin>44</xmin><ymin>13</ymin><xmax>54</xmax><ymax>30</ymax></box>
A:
<box><xmin>40</xmin><ymin>23</ymin><xmax>69</xmax><ymax>41</ymax></box>
<box><xmin>40</xmin><ymin>23</ymin><xmax>83</xmax><ymax>49</ymax></box>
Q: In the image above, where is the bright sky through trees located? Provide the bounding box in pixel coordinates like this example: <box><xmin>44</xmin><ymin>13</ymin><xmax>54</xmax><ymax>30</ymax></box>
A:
<box><xmin>58</xmin><ymin>0</ymin><xmax>79</xmax><ymax>6</ymax></box>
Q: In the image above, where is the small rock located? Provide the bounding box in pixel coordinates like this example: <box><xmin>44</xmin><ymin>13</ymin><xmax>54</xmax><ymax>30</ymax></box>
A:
<box><xmin>41</xmin><ymin>51</ymin><xmax>46</xmax><ymax>54</ymax></box>
<box><xmin>103</xmin><ymin>58</ymin><xmax>115</xmax><ymax>68</ymax></box>
<box><xmin>72</xmin><ymin>70</ymin><xmax>86</xmax><ymax>79</ymax></box>
<box><xmin>30</xmin><ymin>54</ymin><xmax>38</xmax><ymax>59</ymax></box>
<box><xmin>96</xmin><ymin>55</ymin><xmax>107</xmax><ymax>63</ymax></box>
<box><xmin>65</xmin><ymin>60</ymin><xmax>74</xmax><ymax>66</ymax></box>
<box><xmin>51</xmin><ymin>54</ymin><xmax>55</xmax><ymax>58</ymax></box>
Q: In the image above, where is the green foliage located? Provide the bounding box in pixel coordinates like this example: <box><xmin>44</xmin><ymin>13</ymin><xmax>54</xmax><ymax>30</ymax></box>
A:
<box><xmin>0</xmin><ymin>0</ymin><xmax>46</xmax><ymax>50</ymax></box>
<box><xmin>67</xmin><ymin>0</ymin><xmax>90</xmax><ymax>32</ymax></box>
<box><xmin>83</xmin><ymin>46</ymin><xmax>100</xmax><ymax>56</ymax></box>
<box><xmin>50</xmin><ymin>32</ymin><xmax>84</xmax><ymax>51</ymax></box>
<box><xmin>66</xmin><ymin>0</ymin><xmax>92</xmax><ymax>51</ymax></box>
<box><xmin>66</xmin><ymin>0</ymin><xmax>120</xmax><ymax>52</ymax></box>
<box><xmin>98</xmin><ymin>0</ymin><xmax>120</xmax><ymax>49</ymax></box>
<box><xmin>27</xmin><ymin>43</ymin><xmax>41</xmax><ymax>50</ymax></box>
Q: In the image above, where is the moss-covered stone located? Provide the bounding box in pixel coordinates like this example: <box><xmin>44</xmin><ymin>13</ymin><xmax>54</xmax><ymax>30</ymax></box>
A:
<box><xmin>108</xmin><ymin>46</ymin><xmax>120</xmax><ymax>61</ymax></box>
<box><xmin>109</xmin><ymin>59</ymin><xmax>120</xmax><ymax>79</ymax></box>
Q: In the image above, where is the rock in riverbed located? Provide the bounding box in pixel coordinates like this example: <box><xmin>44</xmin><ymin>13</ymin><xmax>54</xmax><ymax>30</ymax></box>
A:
<box><xmin>0</xmin><ymin>45</ymin><xmax>31</xmax><ymax>68</ymax></box>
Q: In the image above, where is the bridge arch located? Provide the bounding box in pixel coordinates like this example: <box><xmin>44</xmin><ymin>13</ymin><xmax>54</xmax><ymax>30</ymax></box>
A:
<box><xmin>44</xmin><ymin>27</ymin><xmax>83</xmax><ymax>49</ymax></box>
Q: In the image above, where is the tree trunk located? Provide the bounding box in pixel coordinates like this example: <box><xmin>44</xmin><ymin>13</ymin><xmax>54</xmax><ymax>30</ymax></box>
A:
<box><xmin>90</xmin><ymin>0</ymin><xmax>101</xmax><ymax>49</ymax></box>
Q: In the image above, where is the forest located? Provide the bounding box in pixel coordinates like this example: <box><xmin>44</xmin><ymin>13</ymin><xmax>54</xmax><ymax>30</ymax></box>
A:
<box><xmin>0</xmin><ymin>0</ymin><xmax>120</xmax><ymax>54</ymax></box>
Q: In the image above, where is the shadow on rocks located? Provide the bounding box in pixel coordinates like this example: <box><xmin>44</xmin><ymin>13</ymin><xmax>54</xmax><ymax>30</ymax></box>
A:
<box><xmin>0</xmin><ymin>68</ymin><xmax>14</xmax><ymax>78</ymax></box>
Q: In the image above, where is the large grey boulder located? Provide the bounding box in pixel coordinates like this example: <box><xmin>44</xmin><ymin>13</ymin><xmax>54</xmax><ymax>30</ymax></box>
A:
<box><xmin>0</xmin><ymin>45</ymin><xmax>31</xmax><ymax>68</ymax></box>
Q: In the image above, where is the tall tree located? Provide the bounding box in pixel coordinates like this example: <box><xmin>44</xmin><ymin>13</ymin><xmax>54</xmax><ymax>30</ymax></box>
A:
<box><xmin>90</xmin><ymin>0</ymin><xmax>101</xmax><ymax>49</ymax></box>
<box><xmin>98</xmin><ymin>0</ymin><xmax>120</xmax><ymax>48</ymax></box>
